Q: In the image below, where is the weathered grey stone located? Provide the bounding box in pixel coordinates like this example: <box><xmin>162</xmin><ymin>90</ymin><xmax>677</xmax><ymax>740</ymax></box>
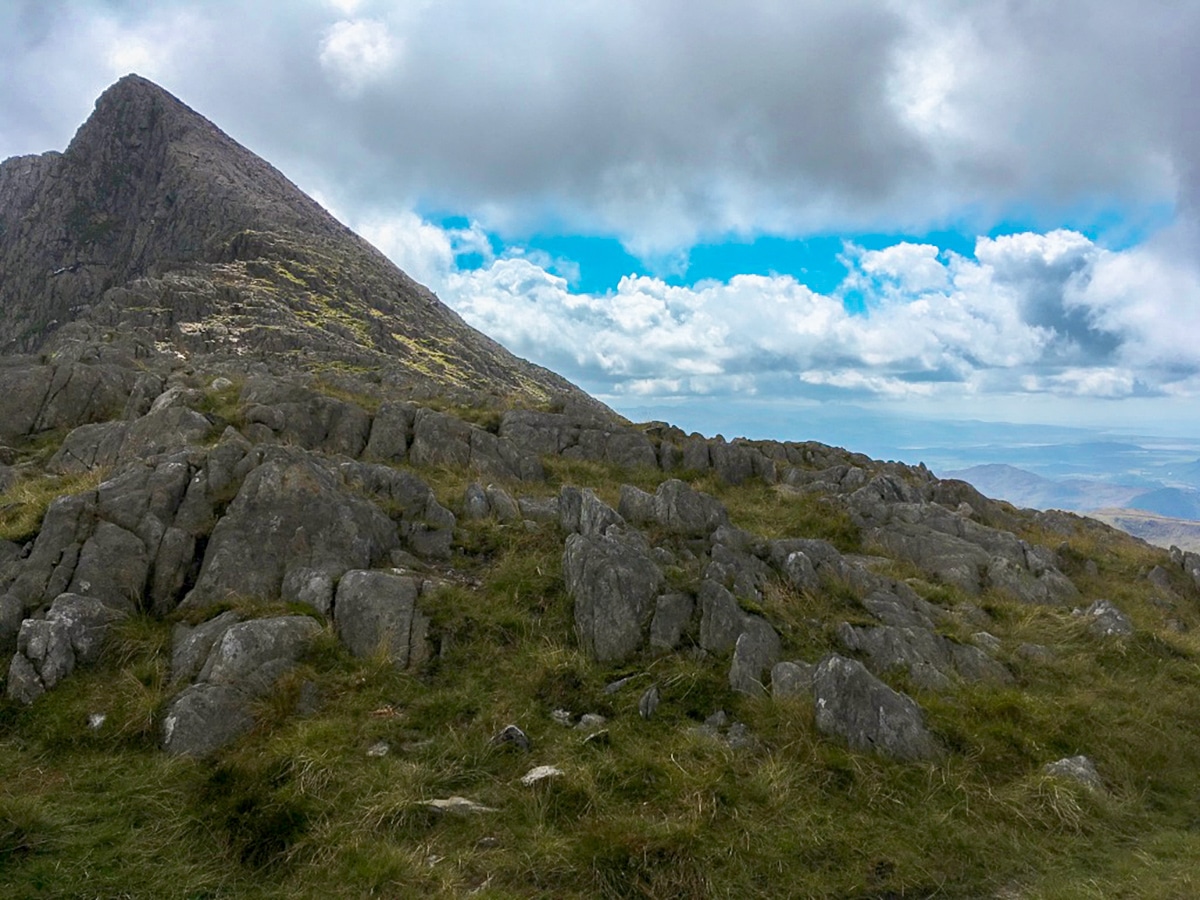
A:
<box><xmin>698</xmin><ymin>580</ymin><xmax>744</xmax><ymax>654</ymax></box>
<box><xmin>281</xmin><ymin>567</ymin><xmax>336</xmax><ymax>616</ymax></box>
<box><xmin>869</xmin><ymin>523</ymin><xmax>989</xmax><ymax>595</ymax></box>
<box><xmin>658</xmin><ymin>440</ymin><xmax>682</xmax><ymax>472</ymax></box>
<box><xmin>336</xmin><ymin>460</ymin><xmax>455</xmax><ymax>560</ymax></box>
<box><xmin>563</xmin><ymin>531</ymin><xmax>663</xmax><ymax>662</ymax></box>
<box><xmin>638</xmin><ymin>684</ymin><xmax>660</xmax><ymax>719</ymax></box>
<box><xmin>1043</xmin><ymin>755</ymin><xmax>1102</xmax><ymax>791</ymax></box>
<box><xmin>47</xmin><ymin>421</ymin><xmax>129</xmax><ymax>474</ymax></box>
<box><xmin>617</xmin><ymin>484</ymin><xmax>656</xmax><ymax>525</ymax></box>
<box><xmin>6</xmin><ymin>593</ymin><xmax>130</xmax><ymax>702</ymax></box>
<box><xmin>709</xmin><ymin>439</ymin><xmax>755</xmax><ymax>485</ymax></box>
<box><xmin>521</xmin><ymin>765</ymin><xmax>564</xmax><ymax>786</ymax></box>
<box><xmin>5</xmin><ymin>652</ymin><xmax>45</xmax><ymax>705</ymax></box>
<box><xmin>171</xmin><ymin>610</ymin><xmax>241</xmax><ymax>684</ymax></box>
<box><xmin>485</xmin><ymin>485</ymin><xmax>521</xmax><ymax>524</ymax></box>
<box><xmin>861</xmin><ymin>588</ymin><xmax>943</xmax><ymax>630</ymax></box>
<box><xmin>197</xmin><ymin>615</ymin><xmax>321</xmax><ymax>688</ymax></box>
<box><xmin>972</xmin><ymin>632</ymin><xmax>1002</xmax><ymax>654</ymax></box>
<box><xmin>162</xmin><ymin>682</ymin><xmax>255</xmax><ymax>757</ymax></box>
<box><xmin>1075</xmin><ymin>599</ymin><xmax>1134</xmax><ymax>638</ymax></box>
<box><xmin>836</xmin><ymin>622</ymin><xmax>1011</xmax><ymax>687</ymax></box>
<box><xmin>463</xmin><ymin>483</ymin><xmax>490</xmax><ymax>520</ymax></box>
<box><xmin>68</xmin><ymin>520</ymin><xmax>148</xmax><ymax>606</ymax></box>
<box><xmin>728</xmin><ymin>617</ymin><xmax>781</xmax><ymax>696</ymax></box>
<box><xmin>6</xmin><ymin>490</ymin><xmax>98</xmax><ymax>612</ymax></box>
<box><xmin>602</xmin><ymin>430</ymin><xmax>659</xmax><ymax>470</ymax></box>
<box><xmin>559</xmin><ymin>486</ymin><xmax>624</xmax><ymax>537</ymax></box>
<box><xmin>780</xmin><ymin>550</ymin><xmax>819</xmax><ymax>593</ymax></box>
<box><xmin>409</xmin><ymin>408</ymin><xmax>543</xmax><ymax>481</ymax></box>
<box><xmin>517</xmin><ymin>496</ymin><xmax>559</xmax><ymax>523</ymax></box>
<box><xmin>334</xmin><ymin>569</ymin><xmax>422</xmax><ymax>666</ymax></box>
<box><xmin>148</xmin><ymin>526</ymin><xmax>196</xmax><ymax>616</ymax></box>
<box><xmin>987</xmin><ymin>556</ymin><xmax>1078</xmax><ymax>606</ymax></box>
<box><xmin>363</xmin><ymin>400</ymin><xmax>417</xmax><ymax>462</ymax></box>
<box><xmin>0</xmin><ymin>362</ymin><xmax>137</xmax><ymax>442</ymax></box>
<box><xmin>0</xmin><ymin>593</ymin><xmax>22</xmax><ymax>653</ymax></box>
<box><xmin>680</xmin><ymin>437</ymin><xmax>710</xmax><ymax>472</ymax></box>
<box><xmin>120</xmin><ymin>406</ymin><xmax>214</xmax><ymax>461</ymax></box>
<box><xmin>653</xmin><ymin>479</ymin><xmax>729</xmax><ymax>536</ymax></box>
<box><xmin>707</xmin><ymin>542</ymin><xmax>772</xmax><ymax>602</ymax></box>
<box><xmin>812</xmin><ymin>654</ymin><xmax>941</xmax><ymax>761</ymax></box>
<box><xmin>240</xmin><ymin>378</ymin><xmax>371</xmax><ymax>457</ymax></box>
<box><xmin>498</xmin><ymin>410</ymin><xmax>579</xmax><ymax>456</ymax></box>
<box><xmin>1147</xmin><ymin>565</ymin><xmax>1173</xmax><ymax>591</ymax></box>
<box><xmin>490</xmin><ymin>723</ymin><xmax>531</xmax><ymax>751</ymax></box>
<box><xmin>180</xmin><ymin>451</ymin><xmax>399</xmax><ymax>610</ymax></box>
<box><xmin>13</xmin><ymin>620</ymin><xmax>75</xmax><ymax>697</ymax></box>
<box><xmin>649</xmin><ymin>593</ymin><xmax>694</xmax><ymax>650</ymax></box>
<box><xmin>771</xmin><ymin>660</ymin><xmax>815</xmax><ymax>699</ymax></box>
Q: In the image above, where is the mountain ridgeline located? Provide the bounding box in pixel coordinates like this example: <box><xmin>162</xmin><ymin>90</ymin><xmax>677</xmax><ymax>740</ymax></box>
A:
<box><xmin>3</xmin><ymin>77</ymin><xmax>1200</xmax><ymax>898</ymax></box>
<box><xmin>0</xmin><ymin>74</ymin><xmax>593</xmax><ymax>409</ymax></box>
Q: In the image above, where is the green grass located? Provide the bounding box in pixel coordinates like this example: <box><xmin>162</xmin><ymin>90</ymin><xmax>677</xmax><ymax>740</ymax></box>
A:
<box><xmin>5</xmin><ymin>408</ymin><xmax>1200</xmax><ymax>896</ymax></box>
<box><xmin>3</xmin><ymin>507</ymin><xmax>1199</xmax><ymax>899</ymax></box>
<box><xmin>0</xmin><ymin>468</ymin><xmax>107</xmax><ymax>542</ymax></box>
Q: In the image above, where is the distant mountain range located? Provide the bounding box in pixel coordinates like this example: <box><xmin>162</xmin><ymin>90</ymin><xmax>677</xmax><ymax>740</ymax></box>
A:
<box><xmin>946</xmin><ymin>462</ymin><xmax>1200</xmax><ymax>550</ymax></box>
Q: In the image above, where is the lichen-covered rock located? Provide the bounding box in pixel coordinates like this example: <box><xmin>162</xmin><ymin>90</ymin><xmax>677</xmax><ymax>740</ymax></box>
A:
<box><xmin>163</xmin><ymin>615</ymin><xmax>322</xmax><ymax>756</ymax></box>
<box><xmin>171</xmin><ymin>610</ymin><xmax>241</xmax><ymax>684</ymax></box>
<box><xmin>409</xmin><ymin>408</ymin><xmax>542</xmax><ymax>481</ymax></box>
<box><xmin>771</xmin><ymin>660</ymin><xmax>815</xmax><ymax>699</ymax></box>
<box><xmin>559</xmin><ymin>486</ymin><xmax>625</xmax><ymax>537</ymax></box>
<box><xmin>812</xmin><ymin>653</ymin><xmax>941</xmax><ymax>762</ymax></box>
<box><xmin>334</xmin><ymin>569</ymin><xmax>427</xmax><ymax>667</ymax></box>
<box><xmin>728</xmin><ymin>617</ymin><xmax>781</xmax><ymax>696</ymax></box>
<box><xmin>649</xmin><ymin>593</ymin><xmax>694</xmax><ymax>650</ymax></box>
<box><xmin>563</xmin><ymin>530</ymin><xmax>663</xmax><ymax>662</ymax></box>
<box><xmin>698</xmin><ymin>580</ymin><xmax>745</xmax><ymax>654</ymax></box>
<box><xmin>653</xmin><ymin>479</ymin><xmax>729</xmax><ymax>536</ymax></box>
<box><xmin>363</xmin><ymin>400</ymin><xmax>417</xmax><ymax>462</ymax></box>
<box><xmin>180</xmin><ymin>451</ymin><xmax>399</xmax><ymax>610</ymax></box>
<box><xmin>1075</xmin><ymin>599</ymin><xmax>1134</xmax><ymax>638</ymax></box>
<box><xmin>6</xmin><ymin>593</ymin><xmax>131</xmax><ymax>704</ymax></box>
<box><xmin>1043</xmin><ymin>755</ymin><xmax>1102</xmax><ymax>791</ymax></box>
<box><xmin>240</xmin><ymin>377</ymin><xmax>371</xmax><ymax>458</ymax></box>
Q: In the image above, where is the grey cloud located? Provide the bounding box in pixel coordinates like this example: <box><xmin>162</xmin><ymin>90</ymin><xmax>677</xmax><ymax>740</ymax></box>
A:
<box><xmin>3</xmin><ymin>1</ymin><xmax>1200</xmax><ymax>260</ymax></box>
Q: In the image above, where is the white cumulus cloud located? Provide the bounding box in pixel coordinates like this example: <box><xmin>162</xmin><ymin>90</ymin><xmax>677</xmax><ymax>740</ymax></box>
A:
<box><xmin>318</xmin><ymin>18</ymin><xmax>398</xmax><ymax>94</ymax></box>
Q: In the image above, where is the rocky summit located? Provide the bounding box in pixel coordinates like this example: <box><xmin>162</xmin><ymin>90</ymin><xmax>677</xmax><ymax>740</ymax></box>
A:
<box><xmin>3</xmin><ymin>77</ymin><xmax>1200</xmax><ymax>898</ymax></box>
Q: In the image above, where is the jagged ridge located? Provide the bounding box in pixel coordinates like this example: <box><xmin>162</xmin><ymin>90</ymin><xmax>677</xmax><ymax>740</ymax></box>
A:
<box><xmin>0</xmin><ymin>75</ymin><xmax>597</xmax><ymax>411</ymax></box>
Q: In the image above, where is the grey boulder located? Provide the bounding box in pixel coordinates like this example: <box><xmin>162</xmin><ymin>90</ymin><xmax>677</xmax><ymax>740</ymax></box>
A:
<box><xmin>334</xmin><ymin>569</ymin><xmax>428</xmax><ymax>668</ymax></box>
<box><xmin>563</xmin><ymin>530</ymin><xmax>663</xmax><ymax>662</ymax></box>
<box><xmin>812</xmin><ymin>654</ymin><xmax>941</xmax><ymax>762</ymax></box>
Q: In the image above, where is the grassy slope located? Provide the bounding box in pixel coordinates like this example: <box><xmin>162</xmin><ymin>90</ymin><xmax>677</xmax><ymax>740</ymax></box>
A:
<box><xmin>3</xmin><ymin>454</ymin><xmax>1200</xmax><ymax>898</ymax></box>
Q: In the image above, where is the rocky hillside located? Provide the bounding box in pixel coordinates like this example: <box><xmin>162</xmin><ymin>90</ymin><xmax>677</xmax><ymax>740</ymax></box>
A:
<box><xmin>0</xmin><ymin>75</ymin><xmax>595</xmax><ymax>411</ymax></box>
<box><xmin>3</xmin><ymin>78</ymin><xmax>1200</xmax><ymax>898</ymax></box>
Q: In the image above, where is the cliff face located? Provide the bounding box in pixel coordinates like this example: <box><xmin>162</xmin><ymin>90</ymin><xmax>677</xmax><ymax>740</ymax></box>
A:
<box><xmin>0</xmin><ymin>75</ymin><xmax>597</xmax><ymax>411</ymax></box>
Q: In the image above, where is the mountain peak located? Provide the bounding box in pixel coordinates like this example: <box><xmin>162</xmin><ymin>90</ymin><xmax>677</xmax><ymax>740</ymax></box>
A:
<box><xmin>0</xmin><ymin>75</ymin><xmax>599</xmax><ymax>412</ymax></box>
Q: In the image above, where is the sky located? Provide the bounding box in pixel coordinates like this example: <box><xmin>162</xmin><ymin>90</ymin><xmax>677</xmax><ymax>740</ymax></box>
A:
<box><xmin>4</xmin><ymin>0</ymin><xmax>1200</xmax><ymax>464</ymax></box>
